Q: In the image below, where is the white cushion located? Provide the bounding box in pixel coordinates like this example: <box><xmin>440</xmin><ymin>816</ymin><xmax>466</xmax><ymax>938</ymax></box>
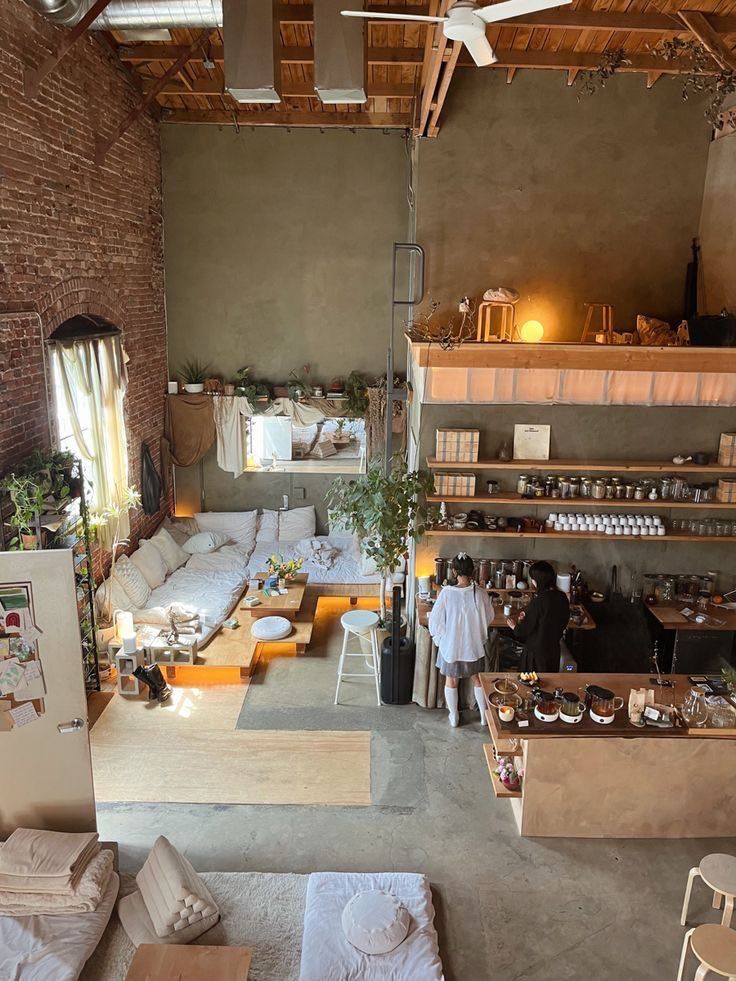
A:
<box><xmin>250</xmin><ymin>616</ymin><xmax>292</xmax><ymax>641</ymax></box>
<box><xmin>279</xmin><ymin>506</ymin><xmax>316</xmax><ymax>542</ymax></box>
<box><xmin>195</xmin><ymin>511</ymin><xmax>257</xmax><ymax>551</ymax></box>
<box><xmin>149</xmin><ymin>526</ymin><xmax>189</xmax><ymax>573</ymax></box>
<box><xmin>183</xmin><ymin>531</ymin><xmax>231</xmax><ymax>554</ymax></box>
<box><xmin>113</xmin><ymin>555</ymin><xmax>151</xmax><ymax>609</ymax></box>
<box><xmin>95</xmin><ymin>576</ymin><xmax>133</xmax><ymax>619</ymax></box>
<box><xmin>341</xmin><ymin>890</ymin><xmax>410</xmax><ymax>955</ymax></box>
<box><xmin>163</xmin><ymin>515</ymin><xmax>199</xmax><ymax>547</ymax></box>
<box><xmin>256</xmin><ymin>509</ymin><xmax>279</xmax><ymax>542</ymax></box>
<box><xmin>130</xmin><ymin>541</ymin><xmax>168</xmax><ymax>589</ymax></box>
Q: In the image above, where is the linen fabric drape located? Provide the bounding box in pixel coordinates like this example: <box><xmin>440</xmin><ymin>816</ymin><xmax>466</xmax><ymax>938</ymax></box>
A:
<box><xmin>161</xmin><ymin>394</ymin><xmax>217</xmax><ymax>483</ymax></box>
<box><xmin>52</xmin><ymin>335</ymin><xmax>130</xmax><ymax>546</ymax></box>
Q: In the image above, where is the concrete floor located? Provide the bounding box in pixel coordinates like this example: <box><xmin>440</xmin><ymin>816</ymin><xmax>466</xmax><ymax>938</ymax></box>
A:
<box><xmin>97</xmin><ymin>601</ymin><xmax>736</xmax><ymax>980</ymax></box>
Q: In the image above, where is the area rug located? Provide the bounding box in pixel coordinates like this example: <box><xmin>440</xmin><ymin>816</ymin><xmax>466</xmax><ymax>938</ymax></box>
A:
<box><xmin>81</xmin><ymin>871</ymin><xmax>308</xmax><ymax>981</ymax></box>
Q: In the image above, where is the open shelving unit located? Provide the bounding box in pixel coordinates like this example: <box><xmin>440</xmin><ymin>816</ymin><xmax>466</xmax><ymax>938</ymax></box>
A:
<box><xmin>427</xmin><ymin>458</ymin><xmax>736</xmax><ymax>474</ymax></box>
<box><xmin>426</xmin><ymin>529</ymin><xmax>736</xmax><ymax>543</ymax></box>
<box><xmin>426</xmin><ymin>493</ymin><xmax>736</xmax><ymax>509</ymax></box>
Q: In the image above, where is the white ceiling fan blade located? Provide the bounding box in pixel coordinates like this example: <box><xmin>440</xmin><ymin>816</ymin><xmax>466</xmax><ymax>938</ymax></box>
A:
<box><xmin>340</xmin><ymin>9</ymin><xmax>447</xmax><ymax>21</ymax></box>
<box><xmin>463</xmin><ymin>34</ymin><xmax>497</xmax><ymax>65</ymax></box>
<box><xmin>476</xmin><ymin>0</ymin><xmax>572</xmax><ymax>25</ymax></box>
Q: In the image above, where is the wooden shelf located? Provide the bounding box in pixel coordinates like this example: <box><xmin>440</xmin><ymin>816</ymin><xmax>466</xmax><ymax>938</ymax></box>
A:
<box><xmin>426</xmin><ymin>530</ymin><xmax>736</xmax><ymax>543</ymax></box>
<box><xmin>483</xmin><ymin>745</ymin><xmax>522</xmax><ymax>798</ymax></box>
<box><xmin>427</xmin><ymin>494</ymin><xmax>736</xmax><ymax>509</ymax></box>
<box><xmin>427</xmin><ymin>458</ymin><xmax>736</xmax><ymax>474</ymax></box>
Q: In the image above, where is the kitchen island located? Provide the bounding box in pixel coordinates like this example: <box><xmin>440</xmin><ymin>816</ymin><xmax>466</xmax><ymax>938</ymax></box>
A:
<box><xmin>480</xmin><ymin>672</ymin><xmax>736</xmax><ymax>839</ymax></box>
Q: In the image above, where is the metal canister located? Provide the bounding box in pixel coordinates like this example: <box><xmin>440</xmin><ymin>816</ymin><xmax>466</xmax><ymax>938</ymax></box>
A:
<box><xmin>624</xmin><ymin>482</ymin><xmax>636</xmax><ymax>500</ymax></box>
<box><xmin>592</xmin><ymin>479</ymin><xmax>606</xmax><ymax>500</ymax></box>
<box><xmin>559</xmin><ymin>476</ymin><xmax>572</xmax><ymax>499</ymax></box>
<box><xmin>605</xmin><ymin>481</ymin><xmax>615</xmax><ymax>499</ymax></box>
<box><xmin>434</xmin><ymin>557</ymin><xmax>447</xmax><ymax>585</ymax></box>
<box><xmin>634</xmin><ymin>484</ymin><xmax>646</xmax><ymax>501</ymax></box>
<box><xmin>580</xmin><ymin>477</ymin><xmax>592</xmax><ymax>498</ymax></box>
<box><xmin>517</xmin><ymin>474</ymin><xmax>529</xmax><ymax>495</ymax></box>
<box><xmin>569</xmin><ymin>477</ymin><xmax>581</xmax><ymax>499</ymax></box>
<box><xmin>494</xmin><ymin>568</ymin><xmax>505</xmax><ymax>589</ymax></box>
<box><xmin>478</xmin><ymin>559</ymin><xmax>492</xmax><ymax>586</ymax></box>
<box><xmin>545</xmin><ymin>476</ymin><xmax>557</xmax><ymax>497</ymax></box>
<box><xmin>614</xmin><ymin>480</ymin><xmax>626</xmax><ymax>500</ymax></box>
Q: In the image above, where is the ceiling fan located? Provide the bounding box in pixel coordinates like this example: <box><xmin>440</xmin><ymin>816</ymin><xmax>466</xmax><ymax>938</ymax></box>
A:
<box><xmin>342</xmin><ymin>0</ymin><xmax>571</xmax><ymax>67</ymax></box>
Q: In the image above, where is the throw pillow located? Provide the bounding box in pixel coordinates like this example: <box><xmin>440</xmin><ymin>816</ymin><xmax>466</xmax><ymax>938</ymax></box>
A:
<box><xmin>95</xmin><ymin>576</ymin><xmax>133</xmax><ymax>620</ymax></box>
<box><xmin>130</xmin><ymin>541</ymin><xmax>168</xmax><ymax>589</ymax></box>
<box><xmin>149</xmin><ymin>526</ymin><xmax>189</xmax><ymax>573</ymax></box>
<box><xmin>195</xmin><ymin>511</ymin><xmax>257</xmax><ymax>551</ymax></box>
<box><xmin>183</xmin><ymin>531</ymin><xmax>231</xmax><ymax>554</ymax></box>
<box><xmin>341</xmin><ymin>890</ymin><xmax>410</xmax><ymax>955</ymax></box>
<box><xmin>113</xmin><ymin>555</ymin><xmax>152</xmax><ymax>609</ymax></box>
<box><xmin>278</xmin><ymin>506</ymin><xmax>316</xmax><ymax>542</ymax></box>
<box><xmin>256</xmin><ymin>509</ymin><xmax>279</xmax><ymax>542</ymax></box>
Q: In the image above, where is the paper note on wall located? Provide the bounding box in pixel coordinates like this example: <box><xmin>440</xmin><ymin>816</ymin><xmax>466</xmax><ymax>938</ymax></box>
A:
<box><xmin>0</xmin><ymin>658</ymin><xmax>24</xmax><ymax>695</ymax></box>
<box><xmin>0</xmin><ymin>638</ymin><xmax>9</xmax><ymax>659</ymax></box>
<box><xmin>9</xmin><ymin>702</ymin><xmax>38</xmax><ymax>728</ymax></box>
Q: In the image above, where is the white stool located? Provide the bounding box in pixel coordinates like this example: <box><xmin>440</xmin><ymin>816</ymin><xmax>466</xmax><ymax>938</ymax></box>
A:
<box><xmin>334</xmin><ymin>610</ymin><xmax>381</xmax><ymax>707</ymax></box>
<box><xmin>682</xmin><ymin>854</ymin><xmax>736</xmax><ymax>929</ymax></box>
<box><xmin>677</xmin><ymin>924</ymin><xmax>736</xmax><ymax>981</ymax></box>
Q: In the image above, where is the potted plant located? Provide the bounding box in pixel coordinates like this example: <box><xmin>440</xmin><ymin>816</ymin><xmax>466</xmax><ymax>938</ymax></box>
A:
<box><xmin>0</xmin><ymin>473</ymin><xmax>45</xmax><ymax>549</ymax></box>
<box><xmin>331</xmin><ymin>419</ymin><xmax>351</xmax><ymax>447</ymax></box>
<box><xmin>328</xmin><ymin>377</ymin><xmax>345</xmax><ymax>398</ymax></box>
<box><xmin>326</xmin><ymin>463</ymin><xmax>435</xmax><ymax>635</ymax></box>
<box><xmin>89</xmin><ymin>485</ymin><xmax>142</xmax><ymax>625</ymax></box>
<box><xmin>179</xmin><ymin>359</ymin><xmax>209</xmax><ymax>394</ymax></box>
<box><xmin>345</xmin><ymin>370</ymin><xmax>368</xmax><ymax>417</ymax></box>
<box><xmin>496</xmin><ymin>757</ymin><xmax>522</xmax><ymax>792</ymax></box>
<box><xmin>288</xmin><ymin>366</ymin><xmax>314</xmax><ymax>402</ymax></box>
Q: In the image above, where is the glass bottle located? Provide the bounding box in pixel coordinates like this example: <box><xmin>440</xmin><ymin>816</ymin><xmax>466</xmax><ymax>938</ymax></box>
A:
<box><xmin>681</xmin><ymin>686</ymin><xmax>710</xmax><ymax>728</ymax></box>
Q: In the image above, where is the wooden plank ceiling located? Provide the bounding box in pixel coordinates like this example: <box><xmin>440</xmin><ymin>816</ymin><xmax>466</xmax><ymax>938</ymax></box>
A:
<box><xmin>103</xmin><ymin>0</ymin><xmax>736</xmax><ymax>135</ymax></box>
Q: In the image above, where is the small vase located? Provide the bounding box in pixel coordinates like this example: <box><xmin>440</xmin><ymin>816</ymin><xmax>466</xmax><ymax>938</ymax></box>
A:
<box><xmin>501</xmin><ymin>774</ymin><xmax>520</xmax><ymax>791</ymax></box>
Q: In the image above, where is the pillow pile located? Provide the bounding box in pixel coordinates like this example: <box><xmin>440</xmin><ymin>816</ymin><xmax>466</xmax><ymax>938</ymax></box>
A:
<box><xmin>113</xmin><ymin>555</ymin><xmax>151</xmax><ymax>609</ymax></box>
<box><xmin>130</xmin><ymin>540</ymin><xmax>169</xmax><ymax>589</ymax></box>
<box><xmin>256</xmin><ymin>509</ymin><xmax>279</xmax><ymax>542</ymax></box>
<box><xmin>147</xmin><ymin>526</ymin><xmax>189</xmax><ymax>574</ymax></box>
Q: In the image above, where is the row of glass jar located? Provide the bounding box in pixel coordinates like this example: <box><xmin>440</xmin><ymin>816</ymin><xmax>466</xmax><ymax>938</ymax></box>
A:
<box><xmin>514</xmin><ymin>474</ymin><xmax>716</xmax><ymax>502</ymax></box>
<box><xmin>670</xmin><ymin>517</ymin><xmax>736</xmax><ymax>537</ymax></box>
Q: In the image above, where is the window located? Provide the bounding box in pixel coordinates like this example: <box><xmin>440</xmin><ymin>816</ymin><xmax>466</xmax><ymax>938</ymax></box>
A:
<box><xmin>245</xmin><ymin>416</ymin><xmax>367</xmax><ymax>474</ymax></box>
<box><xmin>48</xmin><ymin>318</ymin><xmax>130</xmax><ymax>531</ymax></box>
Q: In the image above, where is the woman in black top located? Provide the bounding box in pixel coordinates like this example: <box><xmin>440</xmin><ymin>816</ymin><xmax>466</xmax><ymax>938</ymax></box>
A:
<box><xmin>505</xmin><ymin>561</ymin><xmax>569</xmax><ymax>674</ymax></box>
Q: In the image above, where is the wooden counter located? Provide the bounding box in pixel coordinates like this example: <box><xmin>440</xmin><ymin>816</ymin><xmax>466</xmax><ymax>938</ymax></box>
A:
<box><xmin>418</xmin><ymin>591</ymin><xmax>595</xmax><ymax>631</ymax></box>
<box><xmin>480</xmin><ymin>672</ymin><xmax>736</xmax><ymax>838</ymax></box>
<box><xmin>646</xmin><ymin>601</ymin><xmax>736</xmax><ymax>632</ymax></box>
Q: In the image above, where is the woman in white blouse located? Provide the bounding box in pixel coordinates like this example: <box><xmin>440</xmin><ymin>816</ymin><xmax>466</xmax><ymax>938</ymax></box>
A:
<box><xmin>428</xmin><ymin>553</ymin><xmax>491</xmax><ymax>728</ymax></box>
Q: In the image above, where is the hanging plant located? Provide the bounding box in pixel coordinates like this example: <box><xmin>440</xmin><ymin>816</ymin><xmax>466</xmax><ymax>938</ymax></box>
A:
<box><xmin>655</xmin><ymin>38</ymin><xmax>736</xmax><ymax>131</ymax></box>
<box><xmin>575</xmin><ymin>49</ymin><xmax>631</xmax><ymax>99</ymax></box>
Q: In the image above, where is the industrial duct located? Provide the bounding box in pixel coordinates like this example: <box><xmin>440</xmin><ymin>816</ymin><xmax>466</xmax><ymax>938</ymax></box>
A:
<box><xmin>21</xmin><ymin>0</ymin><xmax>223</xmax><ymax>29</ymax></box>
<box><xmin>314</xmin><ymin>0</ymin><xmax>367</xmax><ymax>104</ymax></box>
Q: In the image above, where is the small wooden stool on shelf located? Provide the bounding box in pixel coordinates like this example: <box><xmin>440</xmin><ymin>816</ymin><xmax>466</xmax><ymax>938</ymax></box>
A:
<box><xmin>581</xmin><ymin>302</ymin><xmax>614</xmax><ymax>344</ymax></box>
<box><xmin>476</xmin><ymin>301</ymin><xmax>514</xmax><ymax>342</ymax></box>
<box><xmin>334</xmin><ymin>610</ymin><xmax>381</xmax><ymax>707</ymax></box>
<box><xmin>682</xmin><ymin>854</ymin><xmax>736</xmax><ymax>929</ymax></box>
<box><xmin>677</xmin><ymin>924</ymin><xmax>736</xmax><ymax>981</ymax></box>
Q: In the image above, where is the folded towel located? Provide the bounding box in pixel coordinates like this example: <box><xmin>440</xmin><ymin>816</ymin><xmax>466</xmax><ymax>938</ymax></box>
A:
<box><xmin>0</xmin><ymin>829</ymin><xmax>98</xmax><ymax>888</ymax></box>
<box><xmin>0</xmin><ymin>848</ymin><xmax>113</xmax><ymax>916</ymax></box>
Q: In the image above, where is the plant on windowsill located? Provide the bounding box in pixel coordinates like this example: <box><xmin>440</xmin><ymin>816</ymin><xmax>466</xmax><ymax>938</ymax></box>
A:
<box><xmin>0</xmin><ymin>473</ymin><xmax>45</xmax><ymax>549</ymax></box>
<box><xmin>89</xmin><ymin>485</ymin><xmax>142</xmax><ymax>625</ymax></box>
<box><xmin>287</xmin><ymin>365</ymin><xmax>314</xmax><ymax>402</ymax></box>
<box><xmin>344</xmin><ymin>370</ymin><xmax>369</xmax><ymax>417</ymax></box>
<box><xmin>16</xmin><ymin>448</ymin><xmax>77</xmax><ymax>508</ymax></box>
<box><xmin>179</xmin><ymin>359</ymin><xmax>210</xmax><ymax>394</ymax></box>
<box><xmin>326</xmin><ymin>462</ymin><xmax>435</xmax><ymax>629</ymax></box>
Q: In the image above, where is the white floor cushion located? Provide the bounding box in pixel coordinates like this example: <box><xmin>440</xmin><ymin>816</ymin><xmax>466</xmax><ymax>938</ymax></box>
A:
<box><xmin>342</xmin><ymin>890</ymin><xmax>410</xmax><ymax>955</ymax></box>
<box><xmin>299</xmin><ymin>872</ymin><xmax>443</xmax><ymax>981</ymax></box>
<box><xmin>251</xmin><ymin>616</ymin><xmax>293</xmax><ymax>641</ymax></box>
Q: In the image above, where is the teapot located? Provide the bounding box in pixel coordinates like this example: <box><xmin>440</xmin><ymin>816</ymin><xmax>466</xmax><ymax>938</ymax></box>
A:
<box><xmin>579</xmin><ymin>684</ymin><xmax>624</xmax><ymax>725</ymax></box>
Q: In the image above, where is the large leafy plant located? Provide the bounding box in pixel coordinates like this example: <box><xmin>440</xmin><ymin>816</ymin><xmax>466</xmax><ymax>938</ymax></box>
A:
<box><xmin>327</xmin><ymin>463</ymin><xmax>435</xmax><ymax>624</ymax></box>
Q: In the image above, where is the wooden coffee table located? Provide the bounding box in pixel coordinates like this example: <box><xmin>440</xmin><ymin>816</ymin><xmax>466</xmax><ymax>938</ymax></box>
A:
<box><xmin>245</xmin><ymin>573</ymin><xmax>308</xmax><ymax>620</ymax></box>
<box><xmin>125</xmin><ymin>944</ymin><xmax>252</xmax><ymax>980</ymax></box>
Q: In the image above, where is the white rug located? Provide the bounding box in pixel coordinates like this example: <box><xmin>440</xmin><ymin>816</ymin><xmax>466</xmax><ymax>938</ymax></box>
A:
<box><xmin>81</xmin><ymin>871</ymin><xmax>308</xmax><ymax>981</ymax></box>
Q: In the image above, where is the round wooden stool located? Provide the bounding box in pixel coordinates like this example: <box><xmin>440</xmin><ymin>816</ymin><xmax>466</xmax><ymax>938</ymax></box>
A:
<box><xmin>682</xmin><ymin>854</ymin><xmax>736</xmax><ymax>929</ymax></box>
<box><xmin>677</xmin><ymin>924</ymin><xmax>736</xmax><ymax>981</ymax></box>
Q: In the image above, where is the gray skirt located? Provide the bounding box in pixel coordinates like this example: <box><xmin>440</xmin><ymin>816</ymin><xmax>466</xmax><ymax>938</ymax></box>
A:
<box><xmin>435</xmin><ymin>653</ymin><xmax>486</xmax><ymax>679</ymax></box>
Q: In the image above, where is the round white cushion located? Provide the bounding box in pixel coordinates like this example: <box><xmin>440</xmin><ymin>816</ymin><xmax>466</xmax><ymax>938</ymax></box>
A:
<box><xmin>250</xmin><ymin>616</ymin><xmax>292</xmax><ymax>641</ymax></box>
<box><xmin>341</xmin><ymin>890</ymin><xmax>410</xmax><ymax>955</ymax></box>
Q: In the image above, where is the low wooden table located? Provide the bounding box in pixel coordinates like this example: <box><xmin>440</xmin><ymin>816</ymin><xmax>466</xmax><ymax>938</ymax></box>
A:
<box><xmin>245</xmin><ymin>573</ymin><xmax>308</xmax><ymax>620</ymax></box>
<box><xmin>125</xmin><ymin>944</ymin><xmax>252</xmax><ymax>980</ymax></box>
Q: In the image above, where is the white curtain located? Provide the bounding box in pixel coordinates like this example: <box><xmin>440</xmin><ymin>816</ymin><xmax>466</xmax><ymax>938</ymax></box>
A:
<box><xmin>52</xmin><ymin>335</ymin><xmax>130</xmax><ymax>546</ymax></box>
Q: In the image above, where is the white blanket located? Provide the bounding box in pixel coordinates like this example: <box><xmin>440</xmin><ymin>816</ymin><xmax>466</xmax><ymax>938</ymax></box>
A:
<box><xmin>249</xmin><ymin>538</ymin><xmax>405</xmax><ymax>587</ymax></box>
<box><xmin>299</xmin><ymin>872</ymin><xmax>443</xmax><ymax>981</ymax></box>
<box><xmin>0</xmin><ymin>872</ymin><xmax>119</xmax><ymax>981</ymax></box>
<box><xmin>294</xmin><ymin>538</ymin><xmax>339</xmax><ymax>570</ymax></box>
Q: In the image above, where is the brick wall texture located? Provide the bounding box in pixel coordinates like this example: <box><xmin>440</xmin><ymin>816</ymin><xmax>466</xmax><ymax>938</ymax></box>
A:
<box><xmin>0</xmin><ymin>0</ymin><xmax>169</xmax><ymax>574</ymax></box>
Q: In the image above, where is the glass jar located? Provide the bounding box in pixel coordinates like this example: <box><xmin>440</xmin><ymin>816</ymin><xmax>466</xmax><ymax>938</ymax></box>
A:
<box><xmin>624</xmin><ymin>482</ymin><xmax>636</xmax><ymax>499</ymax></box>
<box><xmin>681</xmin><ymin>686</ymin><xmax>709</xmax><ymax>728</ymax></box>
<box><xmin>580</xmin><ymin>477</ymin><xmax>592</xmax><ymax>498</ymax></box>
<box><xmin>591</xmin><ymin>479</ymin><xmax>606</xmax><ymax>500</ymax></box>
<box><xmin>605</xmin><ymin>481</ymin><xmax>615</xmax><ymax>499</ymax></box>
<box><xmin>634</xmin><ymin>484</ymin><xmax>646</xmax><ymax>501</ymax></box>
<box><xmin>517</xmin><ymin>474</ymin><xmax>529</xmax><ymax>495</ymax></box>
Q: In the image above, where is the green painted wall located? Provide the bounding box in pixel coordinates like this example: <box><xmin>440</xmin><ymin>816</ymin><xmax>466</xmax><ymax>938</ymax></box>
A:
<box><xmin>416</xmin><ymin>71</ymin><xmax>711</xmax><ymax>341</ymax></box>
<box><xmin>162</xmin><ymin>125</ymin><xmax>410</xmax><ymax>386</ymax></box>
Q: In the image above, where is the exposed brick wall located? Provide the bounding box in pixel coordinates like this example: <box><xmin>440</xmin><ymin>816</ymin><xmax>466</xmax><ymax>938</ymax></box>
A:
<box><xmin>0</xmin><ymin>0</ymin><xmax>170</xmax><ymax>576</ymax></box>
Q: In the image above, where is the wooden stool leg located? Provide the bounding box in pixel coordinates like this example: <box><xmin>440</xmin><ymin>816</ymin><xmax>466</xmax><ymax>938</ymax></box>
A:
<box><xmin>677</xmin><ymin>929</ymin><xmax>694</xmax><ymax>981</ymax></box>
<box><xmin>714</xmin><ymin>891</ymin><xmax>724</xmax><ymax>910</ymax></box>
<box><xmin>682</xmin><ymin>868</ymin><xmax>700</xmax><ymax>926</ymax></box>
<box><xmin>722</xmin><ymin>893</ymin><xmax>735</xmax><ymax>928</ymax></box>
<box><xmin>695</xmin><ymin>965</ymin><xmax>709</xmax><ymax>981</ymax></box>
<box><xmin>334</xmin><ymin>629</ymin><xmax>349</xmax><ymax>705</ymax></box>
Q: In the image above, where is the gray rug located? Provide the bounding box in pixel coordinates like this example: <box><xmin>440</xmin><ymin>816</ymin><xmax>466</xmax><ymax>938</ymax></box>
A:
<box><xmin>81</xmin><ymin>871</ymin><xmax>308</xmax><ymax>981</ymax></box>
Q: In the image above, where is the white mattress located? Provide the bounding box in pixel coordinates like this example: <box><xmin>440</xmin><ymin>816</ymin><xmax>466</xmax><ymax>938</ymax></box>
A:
<box><xmin>249</xmin><ymin>538</ymin><xmax>405</xmax><ymax>587</ymax></box>
<box><xmin>146</xmin><ymin>562</ymin><xmax>250</xmax><ymax>646</ymax></box>
<box><xmin>299</xmin><ymin>872</ymin><xmax>443</xmax><ymax>981</ymax></box>
<box><xmin>0</xmin><ymin>871</ymin><xmax>119</xmax><ymax>981</ymax></box>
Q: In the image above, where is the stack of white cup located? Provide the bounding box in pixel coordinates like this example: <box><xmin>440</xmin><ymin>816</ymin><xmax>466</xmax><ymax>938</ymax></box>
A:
<box><xmin>546</xmin><ymin>513</ymin><xmax>666</xmax><ymax>536</ymax></box>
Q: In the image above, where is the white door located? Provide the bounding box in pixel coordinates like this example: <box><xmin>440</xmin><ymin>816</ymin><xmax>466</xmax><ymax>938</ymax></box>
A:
<box><xmin>0</xmin><ymin>551</ymin><xmax>96</xmax><ymax>836</ymax></box>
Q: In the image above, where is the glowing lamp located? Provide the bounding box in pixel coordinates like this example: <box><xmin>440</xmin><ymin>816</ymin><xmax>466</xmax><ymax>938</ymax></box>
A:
<box><xmin>519</xmin><ymin>320</ymin><xmax>544</xmax><ymax>343</ymax></box>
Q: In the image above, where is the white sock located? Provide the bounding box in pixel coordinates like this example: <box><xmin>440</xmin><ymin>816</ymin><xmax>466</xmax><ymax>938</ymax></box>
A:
<box><xmin>445</xmin><ymin>686</ymin><xmax>459</xmax><ymax>727</ymax></box>
<box><xmin>474</xmin><ymin>686</ymin><xmax>487</xmax><ymax>725</ymax></box>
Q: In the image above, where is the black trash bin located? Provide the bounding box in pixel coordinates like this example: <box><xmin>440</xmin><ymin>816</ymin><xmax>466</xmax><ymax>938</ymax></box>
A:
<box><xmin>380</xmin><ymin>587</ymin><xmax>415</xmax><ymax>704</ymax></box>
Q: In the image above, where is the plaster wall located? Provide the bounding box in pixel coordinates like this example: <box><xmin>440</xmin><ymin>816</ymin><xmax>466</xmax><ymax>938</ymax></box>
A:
<box><xmin>416</xmin><ymin>71</ymin><xmax>711</xmax><ymax>341</ymax></box>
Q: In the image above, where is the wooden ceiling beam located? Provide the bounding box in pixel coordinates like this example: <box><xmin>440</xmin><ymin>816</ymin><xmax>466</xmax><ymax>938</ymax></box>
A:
<box><xmin>160</xmin><ymin>109</ymin><xmax>411</xmax><ymax>127</ymax></box>
<box><xmin>120</xmin><ymin>44</ymin><xmax>423</xmax><ymax>65</ymax></box>
<box><xmin>417</xmin><ymin>0</ymin><xmax>452</xmax><ymax>136</ymax></box>
<box><xmin>145</xmin><ymin>78</ymin><xmax>415</xmax><ymax>98</ymax></box>
<box><xmin>677</xmin><ymin>11</ymin><xmax>736</xmax><ymax>71</ymax></box>
<box><xmin>427</xmin><ymin>38</ymin><xmax>461</xmax><ymax>136</ymax></box>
